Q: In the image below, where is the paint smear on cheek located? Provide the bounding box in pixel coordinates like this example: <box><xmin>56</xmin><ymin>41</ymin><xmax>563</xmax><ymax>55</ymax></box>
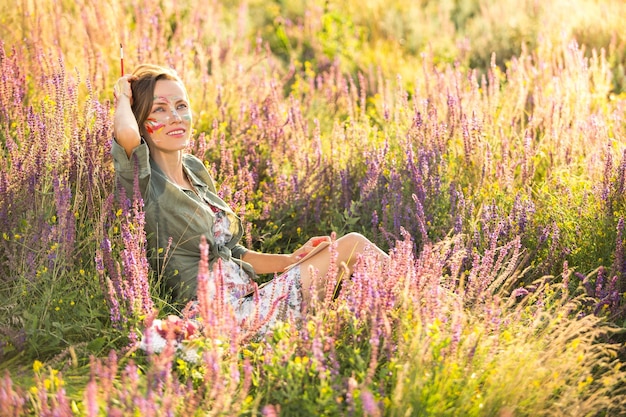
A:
<box><xmin>182</xmin><ymin>113</ymin><xmax>192</xmax><ymax>122</ymax></box>
<box><xmin>145</xmin><ymin>119</ymin><xmax>165</xmax><ymax>134</ymax></box>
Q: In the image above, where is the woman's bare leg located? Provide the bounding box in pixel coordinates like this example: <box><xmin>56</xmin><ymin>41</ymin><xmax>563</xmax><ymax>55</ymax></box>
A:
<box><xmin>297</xmin><ymin>232</ymin><xmax>388</xmax><ymax>304</ymax></box>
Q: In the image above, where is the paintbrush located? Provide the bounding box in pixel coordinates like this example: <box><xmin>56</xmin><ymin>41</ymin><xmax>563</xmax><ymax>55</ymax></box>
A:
<box><xmin>120</xmin><ymin>43</ymin><xmax>124</xmax><ymax>76</ymax></box>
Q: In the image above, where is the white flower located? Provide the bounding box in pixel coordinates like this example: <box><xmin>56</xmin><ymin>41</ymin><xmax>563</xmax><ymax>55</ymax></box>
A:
<box><xmin>139</xmin><ymin>319</ymin><xmax>169</xmax><ymax>353</ymax></box>
<box><xmin>179</xmin><ymin>344</ymin><xmax>200</xmax><ymax>364</ymax></box>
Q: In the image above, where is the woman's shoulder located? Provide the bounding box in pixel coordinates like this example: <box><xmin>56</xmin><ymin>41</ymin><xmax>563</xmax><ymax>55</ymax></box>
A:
<box><xmin>183</xmin><ymin>153</ymin><xmax>216</xmax><ymax>187</ymax></box>
<box><xmin>183</xmin><ymin>153</ymin><xmax>208</xmax><ymax>172</ymax></box>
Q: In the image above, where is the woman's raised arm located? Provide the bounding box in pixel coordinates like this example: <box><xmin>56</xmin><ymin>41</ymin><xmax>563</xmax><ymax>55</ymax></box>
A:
<box><xmin>113</xmin><ymin>75</ymin><xmax>141</xmax><ymax>158</ymax></box>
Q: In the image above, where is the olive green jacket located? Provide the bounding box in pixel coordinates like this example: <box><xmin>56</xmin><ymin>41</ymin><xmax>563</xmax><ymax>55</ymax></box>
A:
<box><xmin>112</xmin><ymin>141</ymin><xmax>254</xmax><ymax>302</ymax></box>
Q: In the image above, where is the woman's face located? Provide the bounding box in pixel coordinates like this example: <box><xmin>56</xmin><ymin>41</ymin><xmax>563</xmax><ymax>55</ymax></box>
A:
<box><xmin>144</xmin><ymin>79</ymin><xmax>192</xmax><ymax>153</ymax></box>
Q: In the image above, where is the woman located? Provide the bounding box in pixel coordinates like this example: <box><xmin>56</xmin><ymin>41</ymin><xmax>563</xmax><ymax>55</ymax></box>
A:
<box><xmin>112</xmin><ymin>64</ymin><xmax>388</xmax><ymax>330</ymax></box>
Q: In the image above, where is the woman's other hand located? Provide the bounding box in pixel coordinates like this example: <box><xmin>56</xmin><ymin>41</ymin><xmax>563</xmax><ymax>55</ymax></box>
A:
<box><xmin>292</xmin><ymin>236</ymin><xmax>331</xmax><ymax>261</ymax></box>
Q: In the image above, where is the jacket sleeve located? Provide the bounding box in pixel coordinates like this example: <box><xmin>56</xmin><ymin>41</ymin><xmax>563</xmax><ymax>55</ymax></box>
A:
<box><xmin>111</xmin><ymin>140</ymin><xmax>151</xmax><ymax>201</ymax></box>
<box><xmin>231</xmin><ymin>244</ymin><xmax>248</xmax><ymax>260</ymax></box>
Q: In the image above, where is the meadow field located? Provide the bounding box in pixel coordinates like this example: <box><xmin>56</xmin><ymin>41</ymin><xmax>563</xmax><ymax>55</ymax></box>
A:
<box><xmin>1</xmin><ymin>0</ymin><xmax>626</xmax><ymax>415</ymax></box>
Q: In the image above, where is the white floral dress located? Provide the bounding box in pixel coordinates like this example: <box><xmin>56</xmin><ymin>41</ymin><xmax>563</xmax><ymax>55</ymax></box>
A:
<box><xmin>211</xmin><ymin>207</ymin><xmax>303</xmax><ymax>333</ymax></box>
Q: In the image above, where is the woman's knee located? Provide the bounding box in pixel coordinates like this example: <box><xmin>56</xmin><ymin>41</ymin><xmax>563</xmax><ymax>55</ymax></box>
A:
<box><xmin>337</xmin><ymin>232</ymin><xmax>387</xmax><ymax>261</ymax></box>
<box><xmin>337</xmin><ymin>232</ymin><xmax>370</xmax><ymax>253</ymax></box>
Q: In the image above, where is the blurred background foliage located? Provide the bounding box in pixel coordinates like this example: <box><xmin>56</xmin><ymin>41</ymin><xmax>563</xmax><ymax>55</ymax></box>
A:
<box><xmin>2</xmin><ymin>0</ymin><xmax>626</xmax><ymax>365</ymax></box>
